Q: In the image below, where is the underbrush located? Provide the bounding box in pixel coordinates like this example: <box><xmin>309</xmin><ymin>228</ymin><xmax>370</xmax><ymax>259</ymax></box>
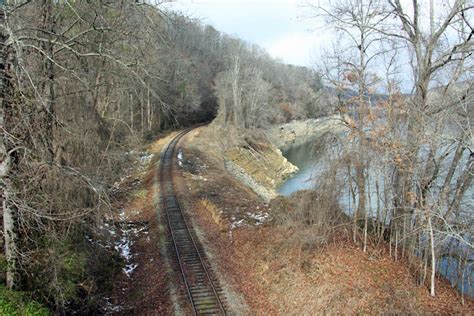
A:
<box><xmin>269</xmin><ymin>189</ymin><xmax>351</xmax><ymax>250</ymax></box>
<box><xmin>0</xmin><ymin>284</ymin><xmax>49</xmax><ymax>315</ymax></box>
<box><xmin>17</xmin><ymin>227</ymin><xmax>124</xmax><ymax>314</ymax></box>
<box><xmin>266</xmin><ymin>190</ymin><xmax>473</xmax><ymax>313</ymax></box>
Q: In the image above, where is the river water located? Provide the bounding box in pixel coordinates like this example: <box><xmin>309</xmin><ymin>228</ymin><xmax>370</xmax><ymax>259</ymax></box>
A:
<box><xmin>277</xmin><ymin>141</ymin><xmax>323</xmax><ymax>196</ymax></box>
<box><xmin>278</xmin><ymin>140</ymin><xmax>474</xmax><ymax>298</ymax></box>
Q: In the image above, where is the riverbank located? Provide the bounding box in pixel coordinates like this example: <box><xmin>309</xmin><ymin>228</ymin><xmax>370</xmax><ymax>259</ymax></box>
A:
<box><xmin>218</xmin><ymin>116</ymin><xmax>345</xmax><ymax>202</ymax></box>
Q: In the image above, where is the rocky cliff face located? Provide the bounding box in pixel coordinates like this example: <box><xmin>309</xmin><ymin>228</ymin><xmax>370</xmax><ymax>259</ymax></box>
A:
<box><xmin>224</xmin><ymin>145</ymin><xmax>298</xmax><ymax>202</ymax></box>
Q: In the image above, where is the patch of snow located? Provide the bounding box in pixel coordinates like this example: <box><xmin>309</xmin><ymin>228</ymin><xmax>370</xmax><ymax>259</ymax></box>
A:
<box><xmin>85</xmin><ymin>235</ymin><xmax>94</xmax><ymax>244</ymax></box>
<box><xmin>246</xmin><ymin>211</ymin><xmax>270</xmax><ymax>226</ymax></box>
<box><xmin>177</xmin><ymin>149</ymin><xmax>184</xmax><ymax>167</ymax></box>
<box><xmin>230</xmin><ymin>218</ymin><xmax>245</xmax><ymax>230</ymax></box>
<box><xmin>139</xmin><ymin>152</ymin><xmax>153</xmax><ymax>164</ymax></box>
<box><xmin>85</xmin><ymin>234</ymin><xmax>109</xmax><ymax>249</ymax></box>
<box><xmin>197</xmin><ymin>163</ymin><xmax>209</xmax><ymax>170</ymax></box>
<box><xmin>115</xmin><ymin>235</ymin><xmax>132</xmax><ymax>263</ymax></box>
<box><xmin>190</xmin><ymin>174</ymin><xmax>207</xmax><ymax>181</ymax></box>
<box><xmin>113</xmin><ymin>208</ymin><xmax>140</xmax><ymax>277</ymax></box>
<box><xmin>114</xmin><ymin>214</ymin><xmax>150</xmax><ymax>277</ymax></box>
<box><xmin>103</xmin><ymin>297</ymin><xmax>124</xmax><ymax>313</ymax></box>
<box><xmin>124</xmin><ymin>263</ymin><xmax>138</xmax><ymax>275</ymax></box>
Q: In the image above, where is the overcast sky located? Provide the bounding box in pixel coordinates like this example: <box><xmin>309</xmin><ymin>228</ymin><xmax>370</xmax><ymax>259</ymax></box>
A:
<box><xmin>162</xmin><ymin>0</ymin><xmax>329</xmax><ymax>67</ymax></box>
<box><xmin>161</xmin><ymin>0</ymin><xmax>469</xmax><ymax>93</ymax></box>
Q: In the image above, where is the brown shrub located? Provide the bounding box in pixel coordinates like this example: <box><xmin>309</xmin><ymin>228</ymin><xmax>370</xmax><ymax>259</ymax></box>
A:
<box><xmin>269</xmin><ymin>189</ymin><xmax>350</xmax><ymax>250</ymax></box>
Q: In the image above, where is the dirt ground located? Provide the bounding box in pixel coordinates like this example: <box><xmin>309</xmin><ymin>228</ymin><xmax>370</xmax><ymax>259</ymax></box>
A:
<box><xmin>172</xmin><ymin>126</ymin><xmax>474</xmax><ymax>315</ymax></box>
<box><xmin>105</xmin><ymin>132</ymin><xmax>180</xmax><ymax>315</ymax></box>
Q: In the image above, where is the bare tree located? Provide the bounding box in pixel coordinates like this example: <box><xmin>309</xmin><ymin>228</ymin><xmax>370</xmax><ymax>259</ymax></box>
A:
<box><xmin>311</xmin><ymin>0</ymin><xmax>473</xmax><ymax>297</ymax></box>
<box><xmin>384</xmin><ymin>0</ymin><xmax>473</xmax><ymax>297</ymax></box>
<box><xmin>310</xmin><ymin>0</ymin><xmax>388</xmax><ymax>251</ymax></box>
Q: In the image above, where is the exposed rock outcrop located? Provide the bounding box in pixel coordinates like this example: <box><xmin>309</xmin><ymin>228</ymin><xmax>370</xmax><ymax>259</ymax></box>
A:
<box><xmin>224</xmin><ymin>144</ymin><xmax>298</xmax><ymax>202</ymax></box>
<box><xmin>268</xmin><ymin>115</ymin><xmax>344</xmax><ymax>150</ymax></box>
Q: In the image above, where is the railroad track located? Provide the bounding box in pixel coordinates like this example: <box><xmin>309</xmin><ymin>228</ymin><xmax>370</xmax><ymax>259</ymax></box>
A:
<box><xmin>159</xmin><ymin>128</ymin><xmax>227</xmax><ymax>315</ymax></box>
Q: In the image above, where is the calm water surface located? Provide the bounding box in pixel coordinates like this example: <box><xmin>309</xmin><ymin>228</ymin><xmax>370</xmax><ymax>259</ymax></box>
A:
<box><xmin>277</xmin><ymin>141</ymin><xmax>323</xmax><ymax>195</ymax></box>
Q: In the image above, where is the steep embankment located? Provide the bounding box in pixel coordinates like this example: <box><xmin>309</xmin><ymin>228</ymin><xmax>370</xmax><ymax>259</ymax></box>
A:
<box><xmin>224</xmin><ymin>145</ymin><xmax>297</xmax><ymax>202</ymax></box>
<box><xmin>224</xmin><ymin>115</ymin><xmax>344</xmax><ymax>201</ymax></box>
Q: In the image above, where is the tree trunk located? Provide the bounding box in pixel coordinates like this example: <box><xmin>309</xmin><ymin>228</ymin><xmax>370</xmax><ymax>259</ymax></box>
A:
<box><xmin>0</xmin><ymin>5</ymin><xmax>16</xmax><ymax>288</ymax></box>
<box><xmin>41</xmin><ymin>0</ymin><xmax>55</xmax><ymax>164</ymax></box>
<box><xmin>356</xmin><ymin>164</ymin><xmax>366</xmax><ymax>244</ymax></box>
<box><xmin>130</xmin><ymin>93</ymin><xmax>133</xmax><ymax>130</ymax></box>
<box><xmin>428</xmin><ymin>214</ymin><xmax>436</xmax><ymax>296</ymax></box>
<box><xmin>364</xmin><ymin>172</ymin><xmax>371</xmax><ymax>252</ymax></box>
<box><xmin>231</xmin><ymin>55</ymin><xmax>241</xmax><ymax>128</ymax></box>
<box><xmin>375</xmin><ymin>179</ymin><xmax>381</xmax><ymax>238</ymax></box>
<box><xmin>147</xmin><ymin>87</ymin><xmax>151</xmax><ymax>131</ymax></box>
<box><xmin>2</xmin><ymin>187</ymin><xmax>15</xmax><ymax>288</ymax></box>
<box><xmin>347</xmin><ymin>165</ymin><xmax>357</xmax><ymax>243</ymax></box>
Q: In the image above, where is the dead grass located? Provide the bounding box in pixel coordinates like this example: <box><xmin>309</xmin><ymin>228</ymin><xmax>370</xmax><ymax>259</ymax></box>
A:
<box><xmin>198</xmin><ymin>198</ymin><xmax>226</xmax><ymax>231</ymax></box>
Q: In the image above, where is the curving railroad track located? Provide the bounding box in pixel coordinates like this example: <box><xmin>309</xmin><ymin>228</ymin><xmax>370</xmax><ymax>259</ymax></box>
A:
<box><xmin>159</xmin><ymin>128</ymin><xmax>227</xmax><ymax>315</ymax></box>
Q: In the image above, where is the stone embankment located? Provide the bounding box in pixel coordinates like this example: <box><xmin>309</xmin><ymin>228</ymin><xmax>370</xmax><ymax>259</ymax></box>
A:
<box><xmin>224</xmin><ymin>145</ymin><xmax>297</xmax><ymax>202</ymax></box>
<box><xmin>224</xmin><ymin>115</ymin><xmax>344</xmax><ymax>202</ymax></box>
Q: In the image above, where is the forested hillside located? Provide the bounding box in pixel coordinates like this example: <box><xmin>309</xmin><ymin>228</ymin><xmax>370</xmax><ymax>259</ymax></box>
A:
<box><xmin>2</xmin><ymin>1</ymin><xmax>471</xmax><ymax>314</ymax></box>
<box><xmin>0</xmin><ymin>1</ymin><xmax>324</xmax><ymax>313</ymax></box>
